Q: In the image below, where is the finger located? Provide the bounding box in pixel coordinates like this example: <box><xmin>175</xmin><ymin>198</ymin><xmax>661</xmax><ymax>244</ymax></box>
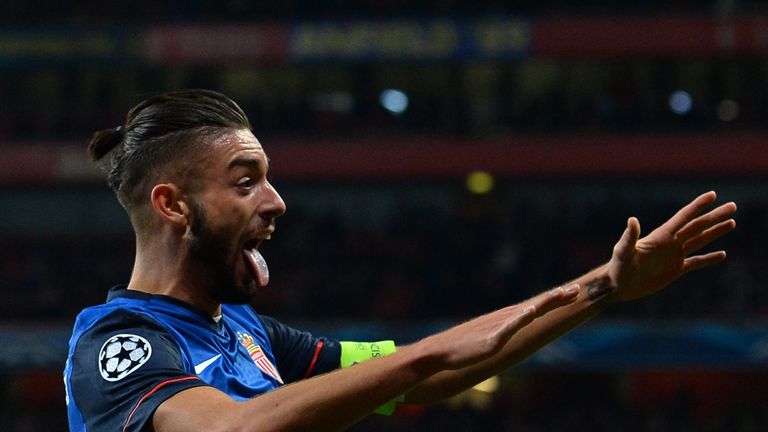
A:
<box><xmin>676</xmin><ymin>202</ymin><xmax>737</xmax><ymax>242</ymax></box>
<box><xmin>661</xmin><ymin>191</ymin><xmax>718</xmax><ymax>233</ymax></box>
<box><xmin>493</xmin><ymin>284</ymin><xmax>580</xmax><ymax>342</ymax></box>
<box><xmin>682</xmin><ymin>219</ymin><xmax>736</xmax><ymax>255</ymax></box>
<box><xmin>612</xmin><ymin>217</ymin><xmax>641</xmax><ymax>262</ymax></box>
<box><xmin>491</xmin><ymin>305</ymin><xmax>537</xmax><ymax>342</ymax></box>
<box><xmin>681</xmin><ymin>250</ymin><xmax>727</xmax><ymax>274</ymax></box>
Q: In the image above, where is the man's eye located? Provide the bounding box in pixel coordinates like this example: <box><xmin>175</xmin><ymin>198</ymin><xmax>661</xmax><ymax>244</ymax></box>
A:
<box><xmin>236</xmin><ymin>178</ymin><xmax>253</xmax><ymax>188</ymax></box>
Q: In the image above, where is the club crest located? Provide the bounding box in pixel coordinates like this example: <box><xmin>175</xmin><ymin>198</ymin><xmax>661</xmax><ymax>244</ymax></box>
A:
<box><xmin>237</xmin><ymin>332</ymin><xmax>283</xmax><ymax>384</ymax></box>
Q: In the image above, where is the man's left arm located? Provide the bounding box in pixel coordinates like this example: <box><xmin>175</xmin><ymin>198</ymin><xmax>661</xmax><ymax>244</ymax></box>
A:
<box><xmin>406</xmin><ymin>191</ymin><xmax>736</xmax><ymax>404</ymax></box>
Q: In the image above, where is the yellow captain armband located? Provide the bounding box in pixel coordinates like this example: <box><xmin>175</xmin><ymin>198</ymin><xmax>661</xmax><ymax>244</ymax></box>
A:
<box><xmin>340</xmin><ymin>341</ymin><xmax>402</xmax><ymax>415</ymax></box>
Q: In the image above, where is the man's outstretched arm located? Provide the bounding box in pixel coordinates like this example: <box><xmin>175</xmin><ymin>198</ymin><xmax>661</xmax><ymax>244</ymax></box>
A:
<box><xmin>405</xmin><ymin>191</ymin><xmax>737</xmax><ymax>404</ymax></box>
<box><xmin>150</xmin><ymin>282</ymin><xmax>578</xmax><ymax>432</ymax></box>
<box><xmin>151</xmin><ymin>191</ymin><xmax>735</xmax><ymax>430</ymax></box>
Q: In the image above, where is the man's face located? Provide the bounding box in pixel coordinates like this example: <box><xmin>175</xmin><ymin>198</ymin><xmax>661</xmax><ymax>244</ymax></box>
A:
<box><xmin>184</xmin><ymin>129</ymin><xmax>286</xmax><ymax>304</ymax></box>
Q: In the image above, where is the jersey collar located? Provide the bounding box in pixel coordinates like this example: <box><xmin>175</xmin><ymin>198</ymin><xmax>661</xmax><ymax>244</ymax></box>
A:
<box><xmin>106</xmin><ymin>285</ymin><xmax>223</xmax><ymax>327</ymax></box>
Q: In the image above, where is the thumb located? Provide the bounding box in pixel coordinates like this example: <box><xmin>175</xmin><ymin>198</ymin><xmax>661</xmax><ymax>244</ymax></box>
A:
<box><xmin>612</xmin><ymin>217</ymin><xmax>641</xmax><ymax>262</ymax></box>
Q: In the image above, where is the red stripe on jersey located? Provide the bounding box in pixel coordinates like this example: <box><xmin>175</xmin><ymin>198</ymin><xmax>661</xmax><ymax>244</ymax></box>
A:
<box><xmin>122</xmin><ymin>376</ymin><xmax>200</xmax><ymax>432</ymax></box>
<box><xmin>303</xmin><ymin>340</ymin><xmax>324</xmax><ymax>378</ymax></box>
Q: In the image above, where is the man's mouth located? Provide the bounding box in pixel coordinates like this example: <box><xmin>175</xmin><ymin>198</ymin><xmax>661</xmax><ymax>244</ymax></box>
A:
<box><xmin>243</xmin><ymin>239</ymin><xmax>270</xmax><ymax>287</ymax></box>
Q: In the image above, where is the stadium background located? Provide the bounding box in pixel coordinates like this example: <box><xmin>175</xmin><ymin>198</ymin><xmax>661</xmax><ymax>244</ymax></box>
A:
<box><xmin>1</xmin><ymin>1</ymin><xmax>767</xmax><ymax>430</ymax></box>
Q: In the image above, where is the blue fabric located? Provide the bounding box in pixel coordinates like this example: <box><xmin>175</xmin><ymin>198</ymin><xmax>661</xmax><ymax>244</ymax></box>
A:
<box><xmin>65</xmin><ymin>286</ymin><xmax>336</xmax><ymax>431</ymax></box>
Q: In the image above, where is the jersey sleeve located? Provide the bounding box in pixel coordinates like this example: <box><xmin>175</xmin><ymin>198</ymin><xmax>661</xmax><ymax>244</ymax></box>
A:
<box><xmin>258</xmin><ymin>314</ymin><xmax>342</xmax><ymax>383</ymax></box>
<box><xmin>258</xmin><ymin>315</ymin><xmax>402</xmax><ymax>415</ymax></box>
<box><xmin>66</xmin><ymin>309</ymin><xmax>208</xmax><ymax>432</ymax></box>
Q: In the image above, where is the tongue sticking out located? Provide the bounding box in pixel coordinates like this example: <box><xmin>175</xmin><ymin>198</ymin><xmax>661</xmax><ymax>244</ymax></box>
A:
<box><xmin>243</xmin><ymin>248</ymin><xmax>270</xmax><ymax>287</ymax></box>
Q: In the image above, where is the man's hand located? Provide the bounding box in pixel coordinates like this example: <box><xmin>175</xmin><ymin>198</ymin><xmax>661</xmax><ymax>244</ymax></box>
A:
<box><xmin>607</xmin><ymin>191</ymin><xmax>737</xmax><ymax>302</ymax></box>
<box><xmin>416</xmin><ymin>284</ymin><xmax>580</xmax><ymax>370</ymax></box>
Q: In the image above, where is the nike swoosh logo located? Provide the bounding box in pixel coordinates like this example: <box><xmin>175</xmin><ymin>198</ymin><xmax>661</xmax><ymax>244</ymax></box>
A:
<box><xmin>194</xmin><ymin>354</ymin><xmax>222</xmax><ymax>374</ymax></box>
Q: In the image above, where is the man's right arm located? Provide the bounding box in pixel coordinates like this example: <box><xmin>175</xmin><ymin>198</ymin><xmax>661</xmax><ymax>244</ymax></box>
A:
<box><xmin>150</xmin><ymin>288</ymin><xmax>577</xmax><ymax>432</ymax></box>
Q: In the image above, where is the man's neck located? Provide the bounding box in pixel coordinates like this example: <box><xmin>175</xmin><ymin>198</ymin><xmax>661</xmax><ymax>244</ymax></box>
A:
<box><xmin>128</xmin><ymin>240</ymin><xmax>222</xmax><ymax>317</ymax></box>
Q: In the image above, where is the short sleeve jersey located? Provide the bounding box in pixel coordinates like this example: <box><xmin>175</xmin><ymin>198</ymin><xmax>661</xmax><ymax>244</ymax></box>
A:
<box><xmin>64</xmin><ymin>286</ymin><xmax>341</xmax><ymax>432</ymax></box>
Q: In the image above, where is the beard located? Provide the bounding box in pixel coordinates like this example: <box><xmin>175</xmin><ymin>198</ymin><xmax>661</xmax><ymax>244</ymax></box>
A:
<box><xmin>186</xmin><ymin>201</ymin><xmax>258</xmax><ymax>304</ymax></box>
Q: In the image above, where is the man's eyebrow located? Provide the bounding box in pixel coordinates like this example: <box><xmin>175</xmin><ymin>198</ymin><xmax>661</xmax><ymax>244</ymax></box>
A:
<box><xmin>227</xmin><ymin>157</ymin><xmax>267</xmax><ymax>171</ymax></box>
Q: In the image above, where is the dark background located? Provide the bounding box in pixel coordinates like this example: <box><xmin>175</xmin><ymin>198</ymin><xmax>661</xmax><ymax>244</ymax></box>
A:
<box><xmin>0</xmin><ymin>1</ymin><xmax>766</xmax><ymax>430</ymax></box>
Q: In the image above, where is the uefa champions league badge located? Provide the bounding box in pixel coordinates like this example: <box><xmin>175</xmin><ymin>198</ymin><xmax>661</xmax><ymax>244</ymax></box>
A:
<box><xmin>98</xmin><ymin>334</ymin><xmax>152</xmax><ymax>381</ymax></box>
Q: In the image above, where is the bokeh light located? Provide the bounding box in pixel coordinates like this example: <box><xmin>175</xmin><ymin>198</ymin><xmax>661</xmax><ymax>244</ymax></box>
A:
<box><xmin>669</xmin><ymin>90</ymin><xmax>693</xmax><ymax>115</ymax></box>
<box><xmin>466</xmin><ymin>171</ymin><xmax>495</xmax><ymax>194</ymax></box>
<box><xmin>379</xmin><ymin>89</ymin><xmax>409</xmax><ymax>115</ymax></box>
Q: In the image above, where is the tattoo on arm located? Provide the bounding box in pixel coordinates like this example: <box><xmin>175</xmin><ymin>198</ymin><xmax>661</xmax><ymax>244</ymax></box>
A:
<box><xmin>586</xmin><ymin>277</ymin><xmax>614</xmax><ymax>302</ymax></box>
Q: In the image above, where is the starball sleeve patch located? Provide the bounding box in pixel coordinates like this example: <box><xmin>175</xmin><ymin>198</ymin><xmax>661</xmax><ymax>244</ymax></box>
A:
<box><xmin>98</xmin><ymin>334</ymin><xmax>153</xmax><ymax>382</ymax></box>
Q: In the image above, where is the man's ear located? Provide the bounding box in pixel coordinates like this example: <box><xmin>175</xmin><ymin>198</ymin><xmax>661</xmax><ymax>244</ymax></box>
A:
<box><xmin>150</xmin><ymin>183</ymin><xmax>190</xmax><ymax>227</ymax></box>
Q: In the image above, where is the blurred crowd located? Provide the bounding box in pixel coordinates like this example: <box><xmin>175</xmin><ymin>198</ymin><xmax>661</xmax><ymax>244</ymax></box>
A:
<box><xmin>349</xmin><ymin>371</ymin><xmax>767</xmax><ymax>432</ymax></box>
<box><xmin>3</xmin><ymin>59</ymin><xmax>767</xmax><ymax>142</ymax></box>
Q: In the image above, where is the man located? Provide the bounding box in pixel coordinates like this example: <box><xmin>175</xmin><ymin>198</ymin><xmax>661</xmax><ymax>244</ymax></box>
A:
<box><xmin>64</xmin><ymin>89</ymin><xmax>737</xmax><ymax>431</ymax></box>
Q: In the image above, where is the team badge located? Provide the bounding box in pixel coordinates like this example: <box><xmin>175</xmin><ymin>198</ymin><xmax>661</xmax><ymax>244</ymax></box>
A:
<box><xmin>237</xmin><ymin>332</ymin><xmax>283</xmax><ymax>384</ymax></box>
<box><xmin>98</xmin><ymin>334</ymin><xmax>152</xmax><ymax>382</ymax></box>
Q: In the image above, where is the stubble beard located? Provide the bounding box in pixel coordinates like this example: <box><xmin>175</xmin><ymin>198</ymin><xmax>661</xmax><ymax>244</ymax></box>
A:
<box><xmin>187</xmin><ymin>201</ymin><xmax>258</xmax><ymax>304</ymax></box>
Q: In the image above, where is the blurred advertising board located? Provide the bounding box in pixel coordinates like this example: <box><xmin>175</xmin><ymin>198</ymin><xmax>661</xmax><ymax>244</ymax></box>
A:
<box><xmin>534</xmin><ymin>17</ymin><xmax>768</xmax><ymax>56</ymax></box>
<box><xmin>0</xmin><ymin>29</ymin><xmax>138</xmax><ymax>65</ymax></box>
<box><xmin>145</xmin><ymin>24</ymin><xmax>288</xmax><ymax>64</ymax></box>
<box><xmin>3</xmin><ymin>17</ymin><xmax>768</xmax><ymax>66</ymax></box>
<box><xmin>289</xmin><ymin>19</ymin><xmax>531</xmax><ymax>62</ymax></box>
<box><xmin>147</xmin><ymin>19</ymin><xmax>532</xmax><ymax>63</ymax></box>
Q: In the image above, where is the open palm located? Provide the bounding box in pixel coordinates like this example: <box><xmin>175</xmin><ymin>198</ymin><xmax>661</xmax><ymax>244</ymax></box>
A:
<box><xmin>608</xmin><ymin>191</ymin><xmax>737</xmax><ymax>302</ymax></box>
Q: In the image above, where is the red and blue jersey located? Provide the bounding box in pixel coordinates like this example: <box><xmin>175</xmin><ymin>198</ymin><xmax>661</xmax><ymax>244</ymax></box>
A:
<box><xmin>64</xmin><ymin>286</ymin><xmax>340</xmax><ymax>432</ymax></box>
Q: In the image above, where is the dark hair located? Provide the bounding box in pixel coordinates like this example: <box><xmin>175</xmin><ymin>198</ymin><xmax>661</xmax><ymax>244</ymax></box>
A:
<box><xmin>88</xmin><ymin>89</ymin><xmax>251</xmax><ymax>211</ymax></box>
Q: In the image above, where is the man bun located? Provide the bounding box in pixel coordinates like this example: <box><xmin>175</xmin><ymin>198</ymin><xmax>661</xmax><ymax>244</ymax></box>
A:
<box><xmin>87</xmin><ymin>126</ymin><xmax>124</xmax><ymax>161</ymax></box>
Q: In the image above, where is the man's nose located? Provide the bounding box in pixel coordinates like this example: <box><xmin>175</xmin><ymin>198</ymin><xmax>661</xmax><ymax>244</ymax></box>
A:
<box><xmin>259</xmin><ymin>181</ymin><xmax>286</xmax><ymax>219</ymax></box>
